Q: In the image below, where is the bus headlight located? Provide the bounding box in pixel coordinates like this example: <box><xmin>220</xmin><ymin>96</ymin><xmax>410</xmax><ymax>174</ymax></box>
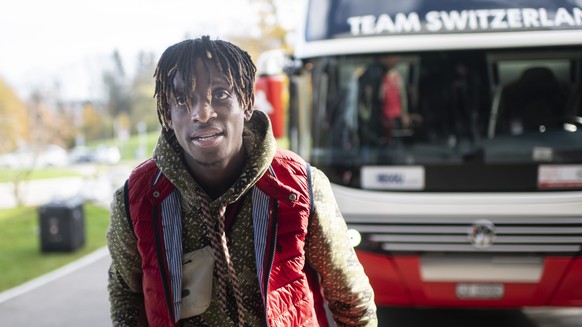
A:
<box><xmin>347</xmin><ymin>229</ymin><xmax>362</xmax><ymax>247</ymax></box>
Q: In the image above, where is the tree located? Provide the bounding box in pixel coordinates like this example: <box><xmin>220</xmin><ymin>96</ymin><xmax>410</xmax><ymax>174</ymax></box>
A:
<box><xmin>0</xmin><ymin>79</ymin><xmax>30</xmax><ymax>207</ymax></box>
<box><xmin>129</xmin><ymin>51</ymin><xmax>159</xmax><ymax>133</ymax></box>
<box><xmin>0</xmin><ymin>79</ymin><xmax>28</xmax><ymax>153</ymax></box>
<box><xmin>81</xmin><ymin>101</ymin><xmax>106</xmax><ymax>140</ymax></box>
<box><xmin>101</xmin><ymin>50</ymin><xmax>133</xmax><ymax>146</ymax></box>
<box><xmin>4</xmin><ymin>87</ymin><xmax>73</xmax><ymax>206</ymax></box>
<box><xmin>103</xmin><ymin>50</ymin><xmax>131</xmax><ymax>119</ymax></box>
<box><xmin>27</xmin><ymin>90</ymin><xmax>75</xmax><ymax>148</ymax></box>
<box><xmin>228</xmin><ymin>0</ymin><xmax>297</xmax><ymax>60</ymax></box>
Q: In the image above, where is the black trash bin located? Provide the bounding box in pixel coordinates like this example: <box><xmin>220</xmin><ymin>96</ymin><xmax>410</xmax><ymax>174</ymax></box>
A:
<box><xmin>39</xmin><ymin>198</ymin><xmax>86</xmax><ymax>252</ymax></box>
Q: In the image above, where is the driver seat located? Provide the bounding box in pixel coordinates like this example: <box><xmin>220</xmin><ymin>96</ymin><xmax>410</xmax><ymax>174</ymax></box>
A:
<box><xmin>498</xmin><ymin>67</ymin><xmax>570</xmax><ymax>133</ymax></box>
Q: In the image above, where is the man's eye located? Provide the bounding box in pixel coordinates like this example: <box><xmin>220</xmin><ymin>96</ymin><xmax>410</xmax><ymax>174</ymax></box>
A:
<box><xmin>175</xmin><ymin>97</ymin><xmax>186</xmax><ymax>106</ymax></box>
<box><xmin>214</xmin><ymin>90</ymin><xmax>230</xmax><ymax>100</ymax></box>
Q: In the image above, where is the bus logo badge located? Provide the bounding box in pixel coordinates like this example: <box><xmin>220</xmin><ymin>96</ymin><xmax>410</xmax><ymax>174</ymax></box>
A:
<box><xmin>468</xmin><ymin>219</ymin><xmax>496</xmax><ymax>248</ymax></box>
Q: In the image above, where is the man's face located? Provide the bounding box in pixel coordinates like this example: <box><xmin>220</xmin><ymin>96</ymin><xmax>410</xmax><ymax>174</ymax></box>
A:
<box><xmin>167</xmin><ymin>59</ymin><xmax>253</xmax><ymax>171</ymax></box>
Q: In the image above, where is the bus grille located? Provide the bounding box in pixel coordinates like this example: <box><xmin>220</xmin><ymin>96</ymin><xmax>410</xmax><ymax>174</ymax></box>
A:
<box><xmin>346</xmin><ymin>216</ymin><xmax>582</xmax><ymax>254</ymax></box>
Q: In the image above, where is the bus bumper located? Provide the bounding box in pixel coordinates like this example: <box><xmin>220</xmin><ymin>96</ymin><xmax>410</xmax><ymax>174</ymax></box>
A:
<box><xmin>356</xmin><ymin>250</ymin><xmax>582</xmax><ymax>307</ymax></box>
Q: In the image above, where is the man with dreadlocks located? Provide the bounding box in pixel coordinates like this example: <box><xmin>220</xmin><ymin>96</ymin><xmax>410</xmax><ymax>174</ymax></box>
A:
<box><xmin>106</xmin><ymin>35</ymin><xmax>377</xmax><ymax>327</ymax></box>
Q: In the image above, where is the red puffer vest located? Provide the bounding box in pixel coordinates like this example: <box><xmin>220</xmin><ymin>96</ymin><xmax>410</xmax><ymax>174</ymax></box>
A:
<box><xmin>125</xmin><ymin>149</ymin><xmax>329</xmax><ymax>326</ymax></box>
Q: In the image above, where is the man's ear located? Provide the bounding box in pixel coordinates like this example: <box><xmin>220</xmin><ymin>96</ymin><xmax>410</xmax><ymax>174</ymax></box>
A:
<box><xmin>244</xmin><ymin>94</ymin><xmax>254</xmax><ymax>121</ymax></box>
<box><xmin>166</xmin><ymin>111</ymin><xmax>174</xmax><ymax>129</ymax></box>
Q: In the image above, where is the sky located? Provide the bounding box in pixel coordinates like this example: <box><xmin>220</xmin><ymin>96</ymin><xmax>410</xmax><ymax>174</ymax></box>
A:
<box><xmin>0</xmin><ymin>0</ymin><xmax>301</xmax><ymax>101</ymax></box>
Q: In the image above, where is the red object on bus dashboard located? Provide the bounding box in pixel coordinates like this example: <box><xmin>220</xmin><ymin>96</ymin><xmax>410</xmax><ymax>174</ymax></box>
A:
<box><xmin>255</xmin><ymin>75</ymin><xmax>285</xmax><ymax>139</ymax></box>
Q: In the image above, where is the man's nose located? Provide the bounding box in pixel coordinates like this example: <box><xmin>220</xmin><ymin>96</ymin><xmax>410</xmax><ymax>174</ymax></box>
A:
<box><xmin>191</xmin><ymin>97</ymin><xmax>217</xmax><ymax>123</ymax></box>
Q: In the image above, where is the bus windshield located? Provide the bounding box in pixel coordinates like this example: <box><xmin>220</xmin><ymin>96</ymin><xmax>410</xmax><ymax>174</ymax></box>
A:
<box><xmin>302</xmin><ymin>47</ymin><xmax>582</xmax><ymax>192</ymax></box>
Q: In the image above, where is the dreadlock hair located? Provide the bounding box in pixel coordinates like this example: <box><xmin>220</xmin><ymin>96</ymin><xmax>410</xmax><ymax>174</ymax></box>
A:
<box><xmin>153</xmin><ymin>35</ymin><xmax>257</xmax><ymax>130</ymax></box>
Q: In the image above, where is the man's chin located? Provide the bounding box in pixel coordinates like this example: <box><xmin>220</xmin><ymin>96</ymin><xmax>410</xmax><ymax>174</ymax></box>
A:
<box><xmin>190</xmin><ymin>155</ymin><xmax>226</xmax><ymax>169</ymax></box>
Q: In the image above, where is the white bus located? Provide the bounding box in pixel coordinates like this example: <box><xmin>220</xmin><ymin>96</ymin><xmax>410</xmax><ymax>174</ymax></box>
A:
<box><xmin>266</xmin><ymin>0</ymin><xmax>582</xmax><ymax>308</ymax></box>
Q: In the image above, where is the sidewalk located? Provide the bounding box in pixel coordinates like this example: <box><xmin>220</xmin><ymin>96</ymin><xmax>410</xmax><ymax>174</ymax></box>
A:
<box><xmin>0</xmin><ymin>248</ymin><xmax>112</xmax><ymax>327</ymax></box>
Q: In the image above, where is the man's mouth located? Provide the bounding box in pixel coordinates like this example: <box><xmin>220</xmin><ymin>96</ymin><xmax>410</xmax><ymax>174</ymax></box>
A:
<box><xmin>192</xmin><ymin>132</ymin><xmax>222</xmax><ymax>141</ymax></box>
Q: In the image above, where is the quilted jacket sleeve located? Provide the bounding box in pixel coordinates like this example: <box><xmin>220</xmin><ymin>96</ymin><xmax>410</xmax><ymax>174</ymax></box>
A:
<box><xmin>305</xmin><ymin>167</ymin><xmax>378</xmax><ymax>327</ymax></box>
<box><xmin>106</xmin><ymin>184</ymin><xmax>148</xmax><ymax>326</ymax></box>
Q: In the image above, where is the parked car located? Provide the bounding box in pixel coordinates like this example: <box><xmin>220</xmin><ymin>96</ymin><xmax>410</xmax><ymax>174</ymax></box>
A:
<box><xmin>69</xmin><ymin>146</ymin><xmax>96</xmax><ymax>164</ymax></box>
<box><xmin>0</xmin><ymin>144</ymin><xmax>69</xmax><ymax>169</ymax></box>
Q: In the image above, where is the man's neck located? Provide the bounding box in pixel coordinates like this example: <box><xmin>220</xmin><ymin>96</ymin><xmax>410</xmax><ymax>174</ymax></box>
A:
<box><xmin>187</xmin><ymin>151</ymin><xmax>246</xmax><ymax>200</ymax></box>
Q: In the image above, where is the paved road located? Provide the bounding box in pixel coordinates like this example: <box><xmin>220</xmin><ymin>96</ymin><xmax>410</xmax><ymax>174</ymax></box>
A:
<box><xmin>377</xmin><ymin>306</ymin><xmax>582</xmax><ymax>327</ymax></box>
<box><xmin>0</xmin><ymin>248</ymin><xmax>112</xmax><ymax>327</ymax></box>
<box><xmin>0</xmin><ymin>246</ymin><xmax>581</xmax><ymax>327</ymax></box>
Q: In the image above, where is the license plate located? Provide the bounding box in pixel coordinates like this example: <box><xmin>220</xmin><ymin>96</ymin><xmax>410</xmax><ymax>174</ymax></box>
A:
<box><xmin>456</xmin><ymin>283</ymin><xmax>504</xmax><ymax>299</ymax></box>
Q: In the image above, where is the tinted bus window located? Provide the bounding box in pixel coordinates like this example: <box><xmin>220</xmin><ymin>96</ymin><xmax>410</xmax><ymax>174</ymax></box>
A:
<box><xmin>303</xmin><ymin>48</ymin><xmax>582</xmax><ymax>191</ymax></box>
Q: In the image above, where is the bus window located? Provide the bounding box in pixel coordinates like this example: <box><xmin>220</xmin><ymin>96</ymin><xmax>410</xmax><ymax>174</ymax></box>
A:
<box><xmin>489</xmin><ymin>53</ymin><xmax>578</xmax><ymax>137</ymax></box>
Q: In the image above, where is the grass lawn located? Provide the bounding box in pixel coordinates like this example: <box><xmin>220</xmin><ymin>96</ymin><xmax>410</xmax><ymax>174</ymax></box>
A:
<box><xmin>89</xmin><ymin>131</ymin><xmax>159</xmax><ymax>161</ymax></box>
<box><xmin>0</xmin><ymin>202</ymin><xmax>110</xmax><ymax>292</ymax></box>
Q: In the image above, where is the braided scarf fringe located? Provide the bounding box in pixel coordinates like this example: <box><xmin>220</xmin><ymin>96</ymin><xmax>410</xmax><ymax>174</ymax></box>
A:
<box><xmin>196</xmin><ymin>188</ymin><xmax>245</xmax><ymax>327</ymax></box>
